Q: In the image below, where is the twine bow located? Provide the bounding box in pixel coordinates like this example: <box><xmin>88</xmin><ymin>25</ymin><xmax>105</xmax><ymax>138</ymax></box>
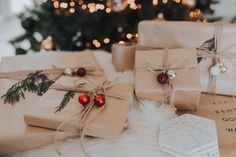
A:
<box><xmin>51</xmin><ymin>79</ymin><xmax>126</xmax><ymax>157</ymax></box>
<box><xmin>197</xmin><ymin>22</ymin><xmax>236</xmax><ymax>94</ymax></box>
<box><xmin>136</xmin><ymin>48</ymin><xmax>196</xmax><ymax>106</ymax></box>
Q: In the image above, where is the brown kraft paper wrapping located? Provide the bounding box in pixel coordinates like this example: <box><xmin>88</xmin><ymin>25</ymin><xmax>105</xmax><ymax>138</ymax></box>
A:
<box><xmin>112</xmin><ymin>43</ymin><xmax>136</xmax><ymax>72</ymax></box>
<box><xmin>178</xmin><ymin>94</ymin><xmax>236</xmax><ymax>157</ymax></box>
<box><xmin>138</xmin><ymin>21</ymin><xmax>236</xmax><ymax>49</ymax></box>
<box><xmin>24</xmin><ymin>76</ymin><xmax>133</xmax><ymax>139</ymax></box>
<box><xmin>0</xmin><ymin>51</ymin><xmax>107</xmax><ymax>155</ymax></box>
<box><xmin>138</xmin><ymin>20</ymin><xmax>236</xmax><ymax>96</ymax></box>
<box><xmin>135</xmin><ymin>49</ymin><xmax>201</xmax><ymax>111</ymax></box>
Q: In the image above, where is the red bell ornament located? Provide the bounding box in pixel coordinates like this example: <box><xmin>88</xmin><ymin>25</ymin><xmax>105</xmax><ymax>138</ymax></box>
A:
<box><xmin>94</xmin><ymin>94</ymin><xmax>106</xmax><ymax>107</ymax></box>
<box><xmin>76</xmin><ymin>67</ymin><xmax>87</xmax><ymax>77</ymax></box>
<box><xmin>157</xmin><ymin>72</ymin><xmax>169</xmax><ymax>85</ymax></box>
<box><xmin>78</xmin><ymin>94</ymin><xmax>90</xmax><ymax>106</ymax></box>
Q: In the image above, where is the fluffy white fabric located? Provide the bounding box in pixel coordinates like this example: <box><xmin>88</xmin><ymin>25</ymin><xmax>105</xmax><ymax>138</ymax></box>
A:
<box><xmin>6</xmin><ymin>51</ymin><xmax>176</xmax><ymax>157</ymax></box>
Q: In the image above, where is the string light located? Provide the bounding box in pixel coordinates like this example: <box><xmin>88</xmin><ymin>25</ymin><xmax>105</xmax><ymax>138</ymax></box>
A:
<box><xmin>182</xmin><ymin>0</ymin><xmax>196</xmax><ymax>7</ymax></box>
<box><xmin>153</xmin><ymin>0</ymin><xmax>158</xmax><ymax>6</ymax></box>
<box><xmin>162</xmin><ymin>0</ymin><xmax>168</xmax><ymax>4</ymax></box>
<box><xmin>40</xmin><ymin>0</ymin><xmax>203</xmax><ymax>49</ymax></box>
<box><xmin>53</xmin><ymin>1</ymin><xmax>59</xmax><ymax>9</ymax></box>
<box><xmin>82</xmin><ymin>4</ymin><xmax>87</xmax><ymax>9</ymax></box>
<box><xmin>130</xmin><ymin>3</ymin><xmax>138</xmax><ymax>10</ymax></box>
<box><xmin>70</xmin><ymin>1</ymin><xmax>75</xmax><ymax>7</ymax></box>
<box><xmin>95</xmin><ymin>42</ymin><xmax>101</xmax><ymax>48</ymax></box>
<box><xmin>126</xmin><ymin>33</ymin><xmax>132</xmax><ymax>39</ymax></box>
<box><xmin>189</xmin><ymin>9</ymin><xmax>202</xmax><ymax>18</ymax></box>
<box><xmin>119</xmin><ymin>41</ymin><xmax>125</xmax><ymax>44</ymax></box>
<box><xmin>106</xmin><ymin>8</ymin><xmax>112</xmax><ymax>13</ymax></box>
<box><xmin>104</xmin><ymin>38</ymin><xmax>110</xmax><ymax>44</ymax></box>
<box><xmin>60</xmin><ymin>2</ymin><xmax>68</xmax><ymax>9</ymax></box>
<box><xmin>92</xmin><ymin>39</ymin><xmax>99</xmax><ymax>45</ymax></box>
<box><xmin>43</xmin><ymin>0</ymin><xmax>189</xmax><ymax>15</ymax></box>
<box><xmin>69</xmin><ymin>8</ymin><xmax>75</xmax><ymax>13</ymax></box>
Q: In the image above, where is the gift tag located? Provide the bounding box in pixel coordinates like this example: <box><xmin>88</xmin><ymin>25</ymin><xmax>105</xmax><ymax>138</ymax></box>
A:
<box><xmin>159</xmin><ymin>114</ymin><xmax>220</xmax><ymax>157</ymax></box>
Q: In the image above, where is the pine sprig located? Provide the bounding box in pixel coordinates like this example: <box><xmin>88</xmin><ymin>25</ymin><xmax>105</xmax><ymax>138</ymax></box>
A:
<box><xmin>200</xmin><ymin>37</ymin><xmax>215</xmax><ymax>51</ymax></box>
<box><xmin>55</xmin><ymin>91</ymin><xmax>75</xmax><ymax>113</ymax></box>
<box><xmin>1</xmin><ymin>71</ymin><xmax>55</xmax><ymax>105</ymax></box>
<box><xmin>197</xmin><ymin>37</ymin><xmax>215</xmax><ymax>63</ymax></box>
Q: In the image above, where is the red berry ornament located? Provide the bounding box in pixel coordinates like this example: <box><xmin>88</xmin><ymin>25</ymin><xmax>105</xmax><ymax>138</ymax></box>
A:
<box><xmin>76</xmin><ymin>67</ymin><xmax>86</xmax><ymax>77</ymax></box>
<box><xmin>78</xmin><ymin>94</ymin><xmax>90</xmax><ymax>106</ymax></box>
<box><xmin>157</xmin><ymin>72</ymin><xmax>169</xmax><ymax>84</ymax></box>
<box><xmin>94</xmin><ymin>95</ymin><xmax>105</xmax><ymax>107</ymax></box>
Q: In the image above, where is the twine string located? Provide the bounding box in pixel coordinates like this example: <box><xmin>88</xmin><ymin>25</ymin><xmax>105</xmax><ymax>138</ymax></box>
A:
<box><xmin>52</xmin><ymin>79</ymin><xmax>126</xmax><ymax>157</ymax></box>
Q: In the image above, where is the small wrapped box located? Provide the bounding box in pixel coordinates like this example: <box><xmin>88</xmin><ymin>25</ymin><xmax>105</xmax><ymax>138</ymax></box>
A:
<box><xmin>112</xmin><ymin>43</ymin><xmax>136</xmax><ymax>72</ymax></box>
<box><xmin>24</xmin><ymin>76</ymin><xmax>133</xmax><ymax>139</ymax></box>
<box><xmin>0</xmin><ymin>51</ymin><xmax>107</xmax><ymax>154</ymax></box>
<box><xmin>138</xmin><ymin>20</ymin><xmax>236</xmax><ymax>96</ymax></box>
<box><xmin>135</xmin><ymin>48</ymin><xmax>201</xmax><ymax>111</ymax></box>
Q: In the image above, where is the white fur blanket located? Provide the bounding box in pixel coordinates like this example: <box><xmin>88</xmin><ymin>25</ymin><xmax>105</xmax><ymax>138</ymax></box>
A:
<box><xmin>6</xmin><ymin>51</ymin><xmax>176</xmax><ymax>157</ymax></box>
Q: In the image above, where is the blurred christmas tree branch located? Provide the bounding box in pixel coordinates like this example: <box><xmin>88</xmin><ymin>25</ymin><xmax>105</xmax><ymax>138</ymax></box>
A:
<box><xmin>10</xmin><ymin>0</ymin><xmax>219</xmax><ymax>55</ymax></box>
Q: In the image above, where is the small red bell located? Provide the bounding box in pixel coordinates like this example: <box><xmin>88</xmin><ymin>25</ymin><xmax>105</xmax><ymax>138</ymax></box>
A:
<box><xmin>94</xmin><ymin>94</ymin><xmax>105</xmax><ymax>107</ymax></box>
<box><xmin>76</xmin><ymin>67</ymin><xmax>87</xmax><ymax>77</ymax></box>
<box><xmin>78</xmin><ymin>94</ymin><xmax>90</xmax><ymax>106</ymax></box>
<box><xmin>157</xmin><ymin>72</ymin><xmax>169</xmax><ymax>84</ymax></box>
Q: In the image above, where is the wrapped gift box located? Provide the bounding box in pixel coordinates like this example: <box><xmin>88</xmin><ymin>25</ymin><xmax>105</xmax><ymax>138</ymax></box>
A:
<box><xmin>24</xmin><ymin>76</ymin><xmax>133</xmax><ymax>139</ymax></box>
<box><xmin>138</xmin><ymin>21</ymin><xmax>236</xmax><ymax>96</ymax></box>
<box><xmin>112</xmin><ymin>43</ymin><xmax>136</xmax><ymax>72</ymax></box>
<box><xmin>135</xmin><ymin>49</ymin><xmax>201</xmax><ymax>111</ymax></box>
<box><xmin>0</xmin><ymin>51</ymin><xmax>107</xmax><ymax>154</ymax></box>
<box><xmin>138</xmin><ymin>21</ymin><xmax>236</xmax><ymax>49</ymax></box>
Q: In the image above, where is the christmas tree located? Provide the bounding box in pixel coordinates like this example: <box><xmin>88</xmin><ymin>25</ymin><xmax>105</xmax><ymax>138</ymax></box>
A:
<box><xmin>10</xmin><ymin>0</ymin><xmax>219</xmax><ymax>55</ymax></box>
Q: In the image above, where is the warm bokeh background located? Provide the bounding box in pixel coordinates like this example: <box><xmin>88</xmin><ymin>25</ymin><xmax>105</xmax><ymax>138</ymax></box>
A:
<box><xmin>0</xmin><ymin>0</ymin><xmax>236</xmax><ymax>61</ymax></box>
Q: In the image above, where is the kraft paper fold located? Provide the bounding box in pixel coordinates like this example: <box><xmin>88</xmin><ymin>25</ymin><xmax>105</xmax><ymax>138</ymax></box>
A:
<box><xmin>138</xmin><ymin>20</ymin><xmax>236</xmax><ymax>96</ymax></box>
<box><xmin>178</xmin><ymin>94</ymin><xmax>236</xmax><ymax>157</ymax></box>
<box><xmin>24</xmin><ymin>76</ymin><xmax>133</xmax><ymax>139</ymax></box>
<box><xmin>0</xmin><ymin>51</ymin><xmax>107</xmax><ymax>155</ymax></box>
<box><xmin>135</xmin><ymin>49</ymin><xmax>201</xmax><ymax>111</ymax></box>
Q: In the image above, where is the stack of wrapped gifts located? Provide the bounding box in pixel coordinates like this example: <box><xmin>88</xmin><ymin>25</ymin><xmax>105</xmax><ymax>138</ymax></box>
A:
<box><xmin>0</xmin><ymin>51</ymin><xmax>133</xmax><ymax>155</ymax></box>
<box><xmin>2</xmin><ymin>20</ymin><xmax>236</xmax><ymax>157</ymax></box>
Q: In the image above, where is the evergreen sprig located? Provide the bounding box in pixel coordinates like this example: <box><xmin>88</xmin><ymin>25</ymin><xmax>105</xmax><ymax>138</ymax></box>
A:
<box><xmin>201</xmin><ymin>37</ymin><xmax>215</xmax><ymax>51</ymax></box>
<box><xmin>1</xmin><ymin>71</ymin><xmax>54</xmax><ymax>105</ymax></box>
<box><xmin>55</xmin><ymin>91</ymin><xmax>75</xmax><ymax>113</ymax></box>
<box><xmin>197</xmin><ymin>37</ymin><xmax>215</xmax><ymax>63</ymax></box>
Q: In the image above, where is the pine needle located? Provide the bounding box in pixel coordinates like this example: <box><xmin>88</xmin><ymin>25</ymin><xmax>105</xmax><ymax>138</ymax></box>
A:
<box><xmin>55</xmin><ymin>91</ymin><xmax>75</xmax><ymax>113</ymax></box>
<box><xmin>1</xmin><ymin>71</ymin><xmax>55</xmax><ymax>105</ymax></box>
